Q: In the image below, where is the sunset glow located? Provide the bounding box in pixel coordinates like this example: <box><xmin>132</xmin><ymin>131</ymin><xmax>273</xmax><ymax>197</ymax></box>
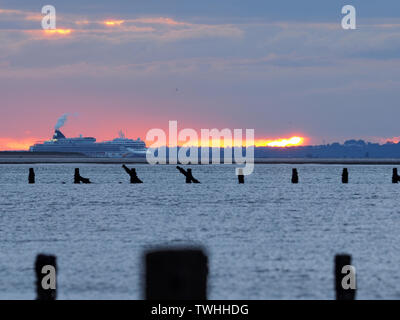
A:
<box><xmin>146</xmin><ymin>136</ymin><xmax>306</xmax><ymax>148</ymax></box>
<box><xmin>104</xmin><ymin>20</ymin><xmax>125</xmax><ymax>26</ymax></box>
<box><xmin>0</xmin><ymin>135</ymin><xmax>306</xmax><ymax>151</ymax></box>
<box><xmin>255</xmin><ymin>136</ymin><xmax>305</xmax><ymax>147</ymax></box>
<box><xmin>0</xmin><ymin>138</ymin><xmax>38</xmax><ymax>151</ymax></box>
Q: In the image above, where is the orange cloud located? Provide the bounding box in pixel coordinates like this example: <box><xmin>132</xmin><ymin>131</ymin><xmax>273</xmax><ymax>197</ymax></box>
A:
<box><xmin>132</xmin><ymin>17</ymin><xmax>188</xmax><ymax>26</ymax></box>
<box><xmin>104</xmin><ymin>20</ymin><xmax>125</xmax><ymax>26</ymax></box>
<box><xmin>24</xmin><ymin>13</ymin><xmax>42</xmax><ymax>21</ymax></box>
<box><xmin>75</xmin><ymin>20</ymin><xmax>90</xmax><ymax>25</ymax></box>
<box><xmin>44</xmin><ymin>29</ymin><xmax>73</xmax><ymax>35</ymax></box>
<box><xmin>0</xmin><ymin>8</ymin><xmax>43</xmax><ymax>21</ymax></box>
<box><xmin>0</xmin><ymin>8</ymin><xmax>23</xmax><ymax>15</ymax></box>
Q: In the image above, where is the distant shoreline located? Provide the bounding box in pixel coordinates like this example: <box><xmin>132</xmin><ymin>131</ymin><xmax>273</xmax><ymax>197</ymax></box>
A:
<box><xmin>2</xmin><ymin>156</ymin><xmax>400</xmax><ymax>165</ymax></box>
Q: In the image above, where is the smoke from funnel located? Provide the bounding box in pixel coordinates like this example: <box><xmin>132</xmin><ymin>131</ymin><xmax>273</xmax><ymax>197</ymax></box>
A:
<box><xmin>55</xmin><ymin>114</ymin><xmax>69</xmax><ymax>130</ymax></box>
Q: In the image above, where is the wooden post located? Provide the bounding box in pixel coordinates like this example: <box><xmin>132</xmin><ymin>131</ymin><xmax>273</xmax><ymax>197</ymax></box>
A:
<box><xmin>28</xmin><ymin>168</ymin><xmax>35</xmax><ymax>184</ymax></box>
<box><xmin>176</xmin><ymin>166</ymin><xmax>200</xmax><ymax>183</ymax></box>
<box><xmin>35</xmin><ymin>254</ymin><xmax>57</xmax><ymax>300</ymax></box>
<box><xmin>335</xmin><ymin>254</ymin><xmax>356</xmax><ymax>300</ymax></box>
<box><xmin>122</xmin><ymin>165</ymin><xmax>143</xmax><ymax>183</ymax></box>
<box><xmin>186</xmin><ymin>169</ymin><xmax>200</xmax><ymax>183</ymax></box>
<box><xmin>392</xmin><ymin>168</ymin><xmax>399</xmax><ymax>183</ymax></box>
<box><xmin>74</xmin><ymin>168</ymin><xmax>80</xmax><ymax>184</ymax></box>
<box><xmin>291</xmin><ymin>168</ymin><xmax>299</xmax><ymax>184</ymax></box>
<box><xmin>238</xmin><ymin>169</ymin><xmax>244</xmax><ymax>184</ymax></box>
<box><xmin>74</xmin><ymin>168</ymin><xmax>91</xmax><ymax>184</ymax></box>
<box><xmin>145</xmin><ymin>248</ymin><xmax>208</xmax><ymax>300</ymax></box>
<box><xmin>342</xmin><ymin>168</ymin><xmax>349</xmax><ymax>184</ymax></box>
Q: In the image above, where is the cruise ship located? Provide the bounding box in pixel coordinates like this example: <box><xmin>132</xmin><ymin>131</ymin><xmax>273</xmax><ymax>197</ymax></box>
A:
<box><xmin>30</xmin><ymin>129</ymin><xmax>147</xmax><ymax>158</ymax></box>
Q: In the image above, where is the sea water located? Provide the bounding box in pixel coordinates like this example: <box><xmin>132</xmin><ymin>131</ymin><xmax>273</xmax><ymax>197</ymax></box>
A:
<box><xmin>0</xmin><ymin>163</ymin><xmax>399</xmax><ymax>299</ymax></box>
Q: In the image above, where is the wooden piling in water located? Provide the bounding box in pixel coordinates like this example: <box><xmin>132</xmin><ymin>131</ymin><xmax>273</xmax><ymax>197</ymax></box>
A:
<box><xmin>35</xmin><ymin>254</ymin><xmax>57</xmax><ymax>300</ymax></box>
<box><xmin>238</xmin><ymin>169</ymin><xmax>244</xmax><ymax>184</ymax></box>
<box><xmin>176</xmin><ymin>166</ymin><xmax>200</xmax><ymax>183</ymax></box>
<box><xmin>74</xmin><ymin>168</ymin><xmax>91</xmax><ymax>184</ymax></box>
<box><xmin>122</xmin><ymin>164</ymin><xmax>143</xmax><ymax>183</ymax></box>
<box><xmin>28</xmin><ymin>168</ymin><xmax>35</xmax><ymax>184</ymax></box>
<box><xmin>393</xmin><ymin>168</ymin><xmax>400</xmax><ymax>183</ymax></box>
<box><xmin>291</xmin><ymin>168</ymin><xmax>298</xmax><ymax>184</ymax></box>
<box><xmin>145</xmin><ymin>248</ymin><xmax>208</xmax><ymax>300</ymax></box>
<box><xmin>335</xmin><ymin>254</ymin><xmax>356</xmax><ymax>300</ymax></box>
<box><xmin>74</xmin><ymin>168</ymin><xmax>80</xmax><ymax>184</ymax></box>
<box><xmin>342</xmin><ymin>168</ymin><xmax>349</xmax><ymax>184</ymax></box>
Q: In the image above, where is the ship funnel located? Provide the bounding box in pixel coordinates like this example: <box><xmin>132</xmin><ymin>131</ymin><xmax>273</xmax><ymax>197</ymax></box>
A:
<box><xmin>53</xmin><ymin>130</ymin><xmax>66</xmax><ymax>140</ymax></box>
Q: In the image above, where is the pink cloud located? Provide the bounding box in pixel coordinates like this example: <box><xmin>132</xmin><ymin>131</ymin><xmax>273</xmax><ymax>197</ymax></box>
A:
<box><xmin>129</xmin><ymin>17</ymin><xmax>189</xmax><ymax>26</ymax></box>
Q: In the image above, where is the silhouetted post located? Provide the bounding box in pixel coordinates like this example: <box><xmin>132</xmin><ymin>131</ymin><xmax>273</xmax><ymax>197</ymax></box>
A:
<box><xmin>186</xmin><ymin>169</ymin><xmax>200</xmax><ymax>183</ymax></box>
<box><xmin>145</xmin><ymin>248</ymin><xmax>208</xmax><ymax>300</ymax></box>
<box><xmin>176</xmin><ymin>166</ymin><xmax>200</xmax><ymax>183</ymax></box>
<box><xmin>122</xmin><ymin>164</ymin><xmax>143</xmax><ymax>183</ymax></box>
<box><xmin>291</xmin><ymin>168</ymin><xmax>298</xmax><ymax>184</ymax></box>
<box><xmin>35</xmin><ymin>254</ymin><xmax>57</xmax><ymax>300</ymax></box>
<box><xmin>74</xmin><ymin>168</ymin><xmax>91</xmax><ymax>184</ymax></box>
<box><xmin>393</xmin><ymin>168</ymin><xmax>400</xmax><ymax>183</ymax></box>
<box><xmin>74</xmin><ymin>168</ymin><xmax>80</xmax><ymax>184</ymax></box>
<box><xmin>342</xmin><ymin>168</ymin><xmax>349</xmax><ymax>184</ymax></box>
<box><xmin>335</xmin><ymin>254</ymin><xmax>356</xmax><ymax>300</ymax></box>
<box><xmin>29</xmin><ymin>168</ymin><xmax>35</xmax><ymax>184</ymax></box>
<box><xmin>238</xmin><ymin>169</ymin><xmax>244</xmax><ymax>184</ymax></box>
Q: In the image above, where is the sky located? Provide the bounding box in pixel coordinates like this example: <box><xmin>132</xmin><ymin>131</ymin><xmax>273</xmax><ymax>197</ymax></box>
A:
<box><xmin>1</xmin><ymin>0</ymin><xmax>400</xmax><ymax>149</ymax></box>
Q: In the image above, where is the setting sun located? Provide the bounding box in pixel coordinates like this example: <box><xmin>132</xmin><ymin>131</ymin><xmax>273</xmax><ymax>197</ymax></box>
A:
<box><xmin>255</xmin><ymin>136</ymin><xmax>305</xmax><ymax>147</ymax></box>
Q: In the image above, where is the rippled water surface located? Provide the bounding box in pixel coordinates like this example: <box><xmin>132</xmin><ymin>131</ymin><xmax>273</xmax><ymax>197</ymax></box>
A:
<box><xmin>1</xmin><ymin>164</ymin><xmax>400</xmax><ymax>299</ymax></box>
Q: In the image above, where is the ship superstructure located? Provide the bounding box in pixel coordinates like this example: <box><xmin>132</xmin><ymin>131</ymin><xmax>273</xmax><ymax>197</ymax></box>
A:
<box><xmin>30</xmin><ymin>129</ymin><xmax>147</xmax><ymax>158</ymax></box>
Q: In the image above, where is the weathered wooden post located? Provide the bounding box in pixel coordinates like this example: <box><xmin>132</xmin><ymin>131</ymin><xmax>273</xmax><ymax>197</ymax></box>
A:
<box><xmin>186</xmin><ymin>169</ymin><xmax>200</xmax><ymax>183</ymax></box>
<box><xmin>176</xmin><ymin>166</ymin><xmax>200</xmax><ymax>183</ymax></box>
<box><xmin>342</xmin><ymin>168</ymin><xmax>349</xmax><ymax>184</ymax></box>
<box><xmin>238</xmin><ymin>168</ymin><xmax>244</xmax><ymax>184</ymax></box>
<box><xmin>392</xmin><ymin>168</ymin><xmax>400</xmax><ymax>183</ymax></box>
<box><xmin>74</xmin><ymin>168</ymin><xmax>91</xmax><ymax>184</ymax></box>
<box><xmin>335</xmin><ymin>254</ymin><xmax>356</xmax><ymax>300</ymax></box>
<box><xmin>122</xmin><ymin>165</ymin><xmax>143</xmax><ymax>183</ymax></box>
<box><xmin>291</xmin><ymin>168</ymin><xmax>298</xmax><ymax>184</ymax></box>
<box><xmin>35</xmin><ymin>254</ymin><xmax>57</xmax><ymax>300</ymax></box>
<box><xmin>145</xmin><ymin>248</ymin><xmax>208</xmax><ymax>300</ymax></box>
<box><xmin>74</xmin><ymin>168</ymin><xmax>80</xmax><ymax>184</ymax></box>
<box><xmin>28</xmin><ymin>168</ymin><xmax>35</xmax><ymax>184</ymax></box>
